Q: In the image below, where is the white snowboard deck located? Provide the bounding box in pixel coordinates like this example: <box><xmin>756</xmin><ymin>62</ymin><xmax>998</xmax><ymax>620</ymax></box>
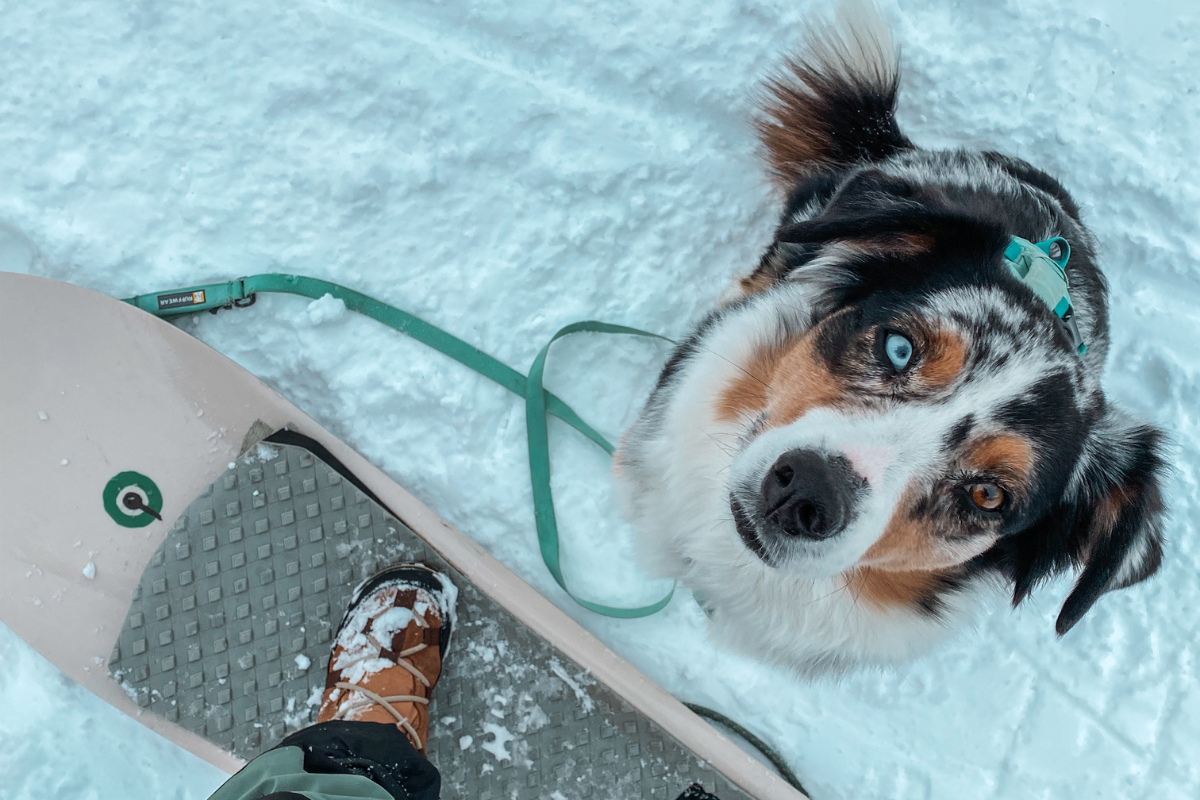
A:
<box><xmin>0</xmin><ymin>273</ymin><xmax>804</xmax><ymax>800</ymax></box>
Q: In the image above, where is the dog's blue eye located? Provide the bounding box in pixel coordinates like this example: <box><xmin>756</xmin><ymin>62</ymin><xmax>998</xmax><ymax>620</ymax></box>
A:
<box><xmin>885</xmin><ymin>333</ymin><xmax>913</xmax><ymax>371</ymax></box>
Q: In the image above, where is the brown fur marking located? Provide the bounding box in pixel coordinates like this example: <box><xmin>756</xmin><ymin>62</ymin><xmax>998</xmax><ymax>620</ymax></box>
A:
<box><xmin>735</xmin><ymin>233</ymin><xmax>932</xmax><ymax>300</ymax></box>
<box><xmin>755</xmin><ymin>61</ymin><xmax>834</xmax><ymax>192</ymax></box>
<box><xmin>861</xmin><ymin>492</ymin><xmax>999</xmax><ymax>572</ymax></box>
<box><xmin>847</xmin><ymin>566</ymin><xmax>943</xmax><ymax>612</ymax></box>
<box><xmin>965</xmin><ymin>434</ymin><xmax>1035</xmax><ymax>482</ymax></box>
<box><xmin>840</xmin><ymin>233</ymin><xmax>934</xmax><ymax>260</ymax></box>
<box><xmin>917</xmin><ymin>327</ymin><xmax>967</xmax><ymax>390</ymax></box>
<box><xmin>765</xmin><ymin>333</ymin><xmax>847</xmax><ymax>427</ymax></box>
<box><xmin>715</xmin><ymin>345</ymin><xmax>782</xmax><ymax>422</ymax></box>
<box><xmin>1093</xmin><ymin>489</ymin><xmax>1125</xmax><ymax>534</ymax></box>
<box><xmin>738</xmin><ymin>270</ymin><xmax>777</xmax><ymax>298</ymax></box>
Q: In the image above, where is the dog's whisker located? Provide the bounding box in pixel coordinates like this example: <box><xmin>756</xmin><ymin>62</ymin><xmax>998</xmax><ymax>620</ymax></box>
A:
<box><xmin>689</xmin><ymin>342</ymin><xmax>770</xmax><ymax>389</ymax></box>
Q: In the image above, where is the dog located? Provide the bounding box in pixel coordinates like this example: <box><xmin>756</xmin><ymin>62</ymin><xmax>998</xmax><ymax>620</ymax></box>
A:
<box><xmin>614</xmin><ymin>0</ymin><xmax>1168</xmax><ymax>674</ymax></box>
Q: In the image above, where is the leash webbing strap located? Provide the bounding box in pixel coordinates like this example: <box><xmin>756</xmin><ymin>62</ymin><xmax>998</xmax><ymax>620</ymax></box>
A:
<box><xmin>124</xmin><ymin>274</ymin><xmax>675</xmax><ymax>618</ymax></box>
<box><xmin>526</xmin><ymin>320</ymin><xmax>674</xmax><ymax>617</ymax></box>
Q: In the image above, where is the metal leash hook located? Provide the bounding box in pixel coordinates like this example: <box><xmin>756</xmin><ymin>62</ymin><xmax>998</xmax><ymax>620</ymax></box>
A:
<box><xmin>209</xmin><ymin>293</ymin><xmax>257</xmax><ymax>314</ymax></box>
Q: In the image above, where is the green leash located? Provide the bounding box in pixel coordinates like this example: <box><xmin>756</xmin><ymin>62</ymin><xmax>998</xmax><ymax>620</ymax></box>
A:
<box><xmin>125</xmin><ymin>274</ymin><xmax>674</xmax><ymax>618</ymax></box>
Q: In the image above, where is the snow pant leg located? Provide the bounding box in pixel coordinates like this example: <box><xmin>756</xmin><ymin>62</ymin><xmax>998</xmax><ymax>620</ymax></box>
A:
<box><xmin>274</xmin><ymin>721</ymin><xmax>441</xmax><ymax>800</ymax></box>
<box><xmin>206</xmin><ymin>721</ymin><xmax>440</xmax><ymax>800</ymax></box>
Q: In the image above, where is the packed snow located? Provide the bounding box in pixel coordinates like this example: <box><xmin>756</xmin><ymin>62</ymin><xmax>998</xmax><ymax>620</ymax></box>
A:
<box><xmin>306</xmin><ymin>293</ymin><xmax>349</xmax><ymax>326</ymax></box>
<box><xmin>2</xmin><ymin>1</ymin><xmax>1199</xmax><ymax>799</ymax></box>
<box><xmin>479</xmin><ymin>722</ymin><xmax>516</xmax><ymax>763</ymax></box>
<box><xmin>549</xmin><ymin>658</ymin><xmax>598</xmax><ymax>715</ymax></box>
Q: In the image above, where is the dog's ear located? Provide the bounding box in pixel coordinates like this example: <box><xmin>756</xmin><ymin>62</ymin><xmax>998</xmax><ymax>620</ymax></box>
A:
<box><xmin>755</xmin><ymin>0</ymin><xmax>910</xmax><ymax>191</ymax></box>
<box><xmin>1029</xmin><ymin>408</ymin><xmax>1169</xmax><ymax>635</ymax></box>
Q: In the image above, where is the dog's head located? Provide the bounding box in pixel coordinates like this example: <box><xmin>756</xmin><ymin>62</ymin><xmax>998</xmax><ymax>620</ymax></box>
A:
<box><xmin>619</xmin><ymin>0</ymin><xmax>1168</xmax><ymax>645</ymax></box>
<box><xmin>722</xmin><ymin>170</ymin><xmax>1167</xmax><ymax>633</ymax></box>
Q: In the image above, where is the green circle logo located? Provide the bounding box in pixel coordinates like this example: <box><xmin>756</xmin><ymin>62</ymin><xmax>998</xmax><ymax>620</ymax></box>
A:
<box><xmin>103</xmin><ymin>471</ymin><xmax>164</xmax><ymax>528</ymax></box>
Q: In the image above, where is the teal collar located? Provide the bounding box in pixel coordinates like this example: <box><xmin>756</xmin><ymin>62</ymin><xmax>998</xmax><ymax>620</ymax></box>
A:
<box><xmin>1003</xmin><ymin>236</ymin><xmax>1087</xmax><ymax>355</ymax></box>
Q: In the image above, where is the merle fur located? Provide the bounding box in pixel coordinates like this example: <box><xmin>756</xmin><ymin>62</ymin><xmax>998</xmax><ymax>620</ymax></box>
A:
<box><xmin>651</xmin><ymin>10</ymin><xmax>1170</xmax><ymax>637</ymax></box>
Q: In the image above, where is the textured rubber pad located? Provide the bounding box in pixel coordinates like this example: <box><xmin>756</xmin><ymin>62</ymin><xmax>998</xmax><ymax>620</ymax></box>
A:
<box><xmin>109</xmin><ymin>438</ymin><xmax>754</xmax><ymax>799</ymax></box>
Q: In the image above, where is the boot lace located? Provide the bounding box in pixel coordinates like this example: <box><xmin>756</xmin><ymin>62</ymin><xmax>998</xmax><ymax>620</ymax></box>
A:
<box><xmin>328</xmin><ymin>615</ymin><xmax>433</xmax><ymax>750</ymax></box>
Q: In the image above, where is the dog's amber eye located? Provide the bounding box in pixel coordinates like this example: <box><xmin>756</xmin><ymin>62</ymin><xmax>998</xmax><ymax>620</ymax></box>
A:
<box><xmin>969</xmin><ymin>482</ymin><xmax>1006</xmax><ymax>511</ymax></box>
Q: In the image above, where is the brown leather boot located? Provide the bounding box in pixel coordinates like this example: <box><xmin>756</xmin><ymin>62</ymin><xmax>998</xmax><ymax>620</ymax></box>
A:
<box><xmin>316</xmin><ymin>564</ymin><xmax>457</xmax><ymax>754</ymax></box>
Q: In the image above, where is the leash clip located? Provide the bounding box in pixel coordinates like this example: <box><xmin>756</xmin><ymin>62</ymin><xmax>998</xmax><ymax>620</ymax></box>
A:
<box><xmin>209</xmin><ymin>293</ymin><xmax>257</xmax><ymax>314</ymax></box>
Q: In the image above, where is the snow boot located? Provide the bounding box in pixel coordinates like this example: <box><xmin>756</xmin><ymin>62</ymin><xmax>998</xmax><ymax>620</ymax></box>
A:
<box><xmin>316</xmin><ymin>564</ymin><xmax>456</xmax><ymax>754</ymax></box>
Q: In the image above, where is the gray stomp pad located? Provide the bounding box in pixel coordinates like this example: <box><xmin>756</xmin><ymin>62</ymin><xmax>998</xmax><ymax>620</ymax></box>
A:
<box><xmin>109</xmin><ymin>436</ymin><xmax>754</xmax><ymax>800</ymax></box>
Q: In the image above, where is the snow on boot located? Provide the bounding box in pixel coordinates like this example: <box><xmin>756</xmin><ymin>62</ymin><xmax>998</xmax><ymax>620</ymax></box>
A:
<box><xmin>316</xmin><ymin>564</ymin><xmax>457</xmax><ymax>754</ymax></box>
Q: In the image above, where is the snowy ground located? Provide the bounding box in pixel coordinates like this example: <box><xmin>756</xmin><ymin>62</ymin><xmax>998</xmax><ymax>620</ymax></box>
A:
<box><xmin>3</xmin><ymin>0</ymin><xmax>1199</xmax><ymax>798</ymax></box>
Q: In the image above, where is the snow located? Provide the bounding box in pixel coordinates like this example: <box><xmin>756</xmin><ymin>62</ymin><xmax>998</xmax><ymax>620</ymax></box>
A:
<box><xmin>1</xmin><ymin>1</ymin><xmax>1199</xmax><ymax>799</ymax></box>
<box><xmin>372</xmin><ymin>606</ymin><xmax>417</xmax><ymax>640</ymax></box>
<box><xmin>255</xmin><ymin>443</ymin><xmax>279</xmax><ymax>462</ymax></box>
<box><xmin>81</xmin><ymin>562</ymin><xmax>95</xmax><ymax>581</ymax></box>
<box><xmin>548</xmin><ymin>659</ymin><xmax>597</xmax><ymax>715</ymax></box>
<box><xmin>293</xmin><ymin>654</ymin><xmax>311</xmax><ymax>671</ymax></box>
<box><xmin>479</xmin><ymin>722</ymin><xmax>516</xmax><ymax>763</ymax></box>
<box><xmin>306</xmin><ymin>293</ymin><xmax>349</xmax><ymax>326</ymax></box>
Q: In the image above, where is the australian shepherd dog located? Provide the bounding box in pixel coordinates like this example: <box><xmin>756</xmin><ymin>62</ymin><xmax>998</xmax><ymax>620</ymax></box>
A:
<box><xmin>615</xmin><ymin>1</ymin><xmax>1168</xmax><ymax>674</ymax></box>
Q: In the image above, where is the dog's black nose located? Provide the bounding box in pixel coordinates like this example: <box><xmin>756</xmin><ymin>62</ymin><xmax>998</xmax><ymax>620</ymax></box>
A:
<box><xmin>760</xmin><ymin>449</ymin><xmax>856</xmax><ymax>540</ymax></box>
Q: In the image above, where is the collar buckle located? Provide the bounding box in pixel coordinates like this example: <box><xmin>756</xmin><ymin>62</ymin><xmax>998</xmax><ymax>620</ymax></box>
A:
<box><xmin>1004</xmin><ymin>236</ymin><xmax>1087</xmax><ymax>356</ymax></box>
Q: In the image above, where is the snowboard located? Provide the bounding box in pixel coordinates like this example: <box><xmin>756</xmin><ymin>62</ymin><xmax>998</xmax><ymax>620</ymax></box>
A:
<box><xmin>0</xmin><ymin>273</ymin><xmax>804</xmax><ymax>800</ymax></box>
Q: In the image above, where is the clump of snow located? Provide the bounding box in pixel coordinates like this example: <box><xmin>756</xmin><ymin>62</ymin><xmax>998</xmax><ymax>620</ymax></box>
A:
<box><xmin>37</xmin><ymin>411</ymin><xmax>48</xmax><ymax>421</ymax></box>
<box><xmin>432</xmin><ymin>572</ymin><xmax>460</xmax><ymax>631</ymax></box>
<box><xmin>59</xmin><ymin>459</ymin><xmax>68</xmax><ymax>466</ymax></box>
<box><xmin>549</xmin><ymin>659</ymin><xmax>595</xmax><ymax>714</ymax></box>
<box><xmin>254</xmin><ymin>442</ymin><xmax>279</xmax><ymax>462</ymax></box>
<box><xmin>516</xmin><ymin>701</ymin><xmax>550</xmax><ymax>735</ymax></box>
<box><xmin>466</xmin><ymin>640</ymin><xmax>497</xmax><ymax>664</ymax></box>
<box><xmin>282</xmin><ymin>693</ymin><xmax>313</xmax><ymax>731</ymax></box>
<box><xmin>479</xmin><ymin>723</ymin><xmax>515</xmax><ymax>762</ymax></box>
<box><xmin>116</xmin><ymin>679</ymin><xmax>141</xmax><ymax>705</ymax></box>
<box><xmin>371</xmin><ymin>606</ymin><xmax>416</xmax><ymax>639</ymax></box>
<box><xmin>81</xmin><ymin>563</ymin><xmax>95</xmax><ymax>580</ymax></box>
<box><xmin>293</xmin><ymin>654</ymin><xmax>311</xmax><ymax>671</ymax></box>
<box><xmin>459</xmin><ymin>734</ymin><xmax>473</xmax><ymax>751</ymax></box>
<box><xmin>305</xmin><ymin>293</ymin><xmax>347</xmax><ymax>326</ymax></box>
